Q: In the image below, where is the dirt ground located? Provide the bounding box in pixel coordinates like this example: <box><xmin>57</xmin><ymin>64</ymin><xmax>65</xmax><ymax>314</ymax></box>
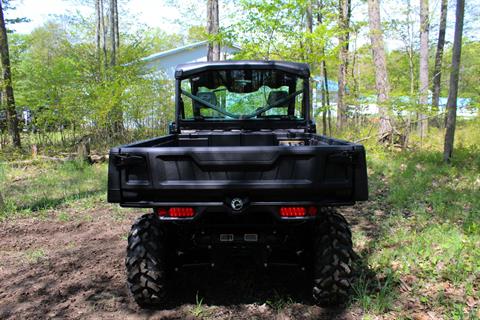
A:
<box><xmin>0</xmin><ymin>203</ymin><xmax>370</xmax><ymax>320</ymax></box>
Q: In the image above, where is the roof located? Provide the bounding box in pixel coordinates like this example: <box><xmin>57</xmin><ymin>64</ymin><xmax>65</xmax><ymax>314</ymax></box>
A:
<box><xmin>141</xmin><ymin>41</ymin><xmax>241</xmax><ymax>63</ymax></box>
<box><xmin>175</xmin><ymin>60</ymin><xmax>311</xmax><ymax>79</ymax></box>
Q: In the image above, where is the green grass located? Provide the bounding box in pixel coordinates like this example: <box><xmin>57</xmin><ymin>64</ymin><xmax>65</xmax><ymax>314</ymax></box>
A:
<box><xmin>24</xmin><ymin>248</ymin><xmax>47</xmax><ymax>263</ymax></box>
<box><xmin>190</xmin><ymin>292</ymin><xmax>210</xmax><ymax>319</ymax></box>
<box><xmin>0</xmin><ymin>160</ymin><xmax>107</xmax><ymax>219</ymax></box>
<box><xmin>350</xmin><ymin>120</ymin><xmax>480</xmax><ymax>318</ymax></box>
<box><xmin>266</xmin><ymin>291</ymin><xmax>294</xmax><ymax>312</ymax></box>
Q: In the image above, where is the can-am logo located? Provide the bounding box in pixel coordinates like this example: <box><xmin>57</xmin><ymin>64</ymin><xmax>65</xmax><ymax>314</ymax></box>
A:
<box><xmin>231</xmin><ymin>198</ymin><xmax>244</xmax><ymax>211</ymax></box>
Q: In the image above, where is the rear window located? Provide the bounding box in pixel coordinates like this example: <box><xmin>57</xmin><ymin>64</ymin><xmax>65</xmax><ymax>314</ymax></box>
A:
<box><xmin>179</xmin><ymin>69</ymin><xmax>305</xmax><ymax>121</ymax></box>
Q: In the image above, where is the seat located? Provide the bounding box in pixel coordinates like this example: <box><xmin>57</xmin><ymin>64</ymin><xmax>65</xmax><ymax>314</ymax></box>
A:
<box><xmin>267</xmin><ymin>90</ymin><xmax>289</xmax><ymax>108</ymax></box>
<box><xmin>194</xmin><ymin>91</ymin><xmax>218</xmax><ymax>118</ymax></box>
<box><xmin>257</xmin><ymin>90</ymin><xmax>291</xmax><ymax>118</ymax></box>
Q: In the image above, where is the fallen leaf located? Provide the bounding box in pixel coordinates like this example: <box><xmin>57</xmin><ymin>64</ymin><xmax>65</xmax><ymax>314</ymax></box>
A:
<box><xmin>399</xmin><ymin>278</ymin><xmax>411</xmax><ymax>292</ymax></box>
<box><xmin>412</xmin><ymin>312</ymin><xmax>429</xmax><ymax>320</ymax></box>
<box><xmin>427</xmin><ymin>311</ymin><xmax>440</xmax><ymax>320</ymax></box>
<box><xmin>466</xmin><ymin>296</ymin><xmax>476</xmax><ymax>307</ymax></box>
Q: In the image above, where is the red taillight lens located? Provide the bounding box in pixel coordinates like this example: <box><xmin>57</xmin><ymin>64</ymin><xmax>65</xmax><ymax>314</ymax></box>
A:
<box><xmin>280</xmin><ymin>207</ymin><xmax>306</xmax><ymax>217</ymax></box>
<box><xmin>156</xmin><ymin>207</ymin><xmax>195</xmax><ymax>218</ymax></box>
<box><xmin>279</xmin><ymin>206</ymin><xmax>318</xmax><ymax>217</ymax></box>
<box><xmin>169</xmin><ymin>207</ymin><xmax>195</xmax><ymax>217</ymax></box>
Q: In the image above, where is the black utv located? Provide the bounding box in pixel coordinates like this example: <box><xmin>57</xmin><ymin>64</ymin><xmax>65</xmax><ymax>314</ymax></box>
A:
<box><xmin>107</xmin><ymin>60</ymin><xmax>368</xmax><ymax>307</ymax></box>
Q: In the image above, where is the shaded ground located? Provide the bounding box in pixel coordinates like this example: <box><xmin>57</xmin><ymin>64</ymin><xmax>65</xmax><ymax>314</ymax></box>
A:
<box><xmin>0</xmin><ymin>202</ymin><xmax>369</xmax><ymax>320</ymax></box>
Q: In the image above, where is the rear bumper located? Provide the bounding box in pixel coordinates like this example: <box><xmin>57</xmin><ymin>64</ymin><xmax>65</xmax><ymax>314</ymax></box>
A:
<box><xmin>119</xmin><ymin>200</ymin><xmax>354</xmax><ymax>208</ymax></box>
<box><xmin>119</xmin><ymin>201</ymin><xmax>354</xmax><ymax>222</ymax></box>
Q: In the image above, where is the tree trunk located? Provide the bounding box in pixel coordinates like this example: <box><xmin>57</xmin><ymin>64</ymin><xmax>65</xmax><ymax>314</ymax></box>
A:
<box><xmin>432</xmin><ymin>0</ymin><xmax>447</xmax><ymax>124</ymax></box>
<box><xmin>107</xmin><ymin>0</ymin><xmax>123</xmax><ymax>134</ymax></box>
<box><xmin>404</xmin><ymin>0</ymin><xmax>415</xmax><ymax>99</ymax></box>
<box><xmin>443</xmin><ymin>0</ymin><xmax>465</xmax><ymax>163</ymax></box>
<box><xmin>0</xmin><ymin>1</ymin><xmax>20</xmax><ymax>148</ymax></box>
<box><xmin>322</xmin><ymin>62</ymin><xmax>331</xmax><ymax>135</ymax></box>
<box><xmin>317</xmin><ymin>0</ymin><xmax>332</xmax><ymax>136</ymax></box>
<box><xmin>337</xmin><ymin>0</ymin><xmax>351</xmax><ymax>131</ymax></box>
<box><xmin>367</xmin><ymin>0</ymin><xmax>392</xmax><ymax>138</ymax></box>
<box><xmin>100</xmin><ymin>0</ymin><xmax>108</xmax><ymax>72</ymax></box>
<box><xmin>207</xmin><ymin>0</ymin><xmax>220</xmax><ymax>61</ymax></box>
<box><xmin>114</xmin><ymin>0</ymin><xmax>119</xmax><ymax>50</ymax></box>
<box><xmin>418</xmin><ymin>0</ymin><xmax>429</xmax><ymax>139</ymax></box>
<box><xmin>306</xmin><ymin>0</ymin><xmax>314</xmax><ymax>116</ymax></box>
<box><xmin>95</xmin><ymin>0</ymin><xmax>101</xmax><ymax>74</ymax></box>
<box><xmin>109</xmin><ymin>0</ymin><xmax>118</xmax><ymax>67</ymax></box>
<box><xmin>77</xmin><ymin>139</ymin><xmax>91</xmax><ymax>163</ymax></box>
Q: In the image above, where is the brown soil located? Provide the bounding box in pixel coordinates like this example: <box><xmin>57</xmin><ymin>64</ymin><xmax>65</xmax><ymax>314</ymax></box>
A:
<box><xmin>0</xmin><ymin>203</ymin><xmax>365</xmax><ymax>320</ymax></box>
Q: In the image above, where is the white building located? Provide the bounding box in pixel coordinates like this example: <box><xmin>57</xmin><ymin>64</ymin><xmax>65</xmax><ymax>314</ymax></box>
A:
<box><xmin>140</xmin><ymin>41</ymin><xmax>241</xmax><ymax>79</ymax></box>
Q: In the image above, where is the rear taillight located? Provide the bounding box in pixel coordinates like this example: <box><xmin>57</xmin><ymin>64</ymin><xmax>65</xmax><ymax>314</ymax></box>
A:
<box><xmin>280</xmin><ymin>207</ymin><xmax>306</xmax><ymax>217</ymax></box>
<box><xmin>156</xmin><ymin>207</ymin><xmax>195</xmax><ymax>218</ymax></box>
<box><xmin>279</xmin><ymin>206</ymin><xmax>317</xmax><ymax>217</ymax></box>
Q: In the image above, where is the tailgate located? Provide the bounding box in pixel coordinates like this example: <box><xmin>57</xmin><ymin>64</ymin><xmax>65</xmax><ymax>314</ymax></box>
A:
<box><xmin>108</xmin><ymin>145</ymin><xmax>368</xmax><ymax>206</ymax></box>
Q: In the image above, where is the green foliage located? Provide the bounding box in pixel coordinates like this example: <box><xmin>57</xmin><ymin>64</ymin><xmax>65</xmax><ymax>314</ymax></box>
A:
<box><xmin>457</xmin><ymin>40</ymin><xmax>480</xmax><ymax>104</ymax></box>
<box><xmin>266</xmin><ymin>290</ymin><xmax>294</xmax><ymax>311</ymax></box>
<box><xmin>230</xmin><ymin>0</ymin><xmax>339</xmax><ymax>67</ymax></box>
<box><xmin>352</xmin><ymin>271</ymin><xmax>397</xmax><ymax>314</ymax></box>
<box><xmin>190</xmin><ymin>292</ymin><xmax>208</xmax><ymax>318</ymax></box>
<box><xmin>6</xmin><ymin>13</ymin><xmax>179</xmax><ymax>150</ymax></box>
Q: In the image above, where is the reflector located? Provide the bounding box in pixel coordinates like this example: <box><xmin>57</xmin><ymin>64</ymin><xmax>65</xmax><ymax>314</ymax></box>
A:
<box><xmin>156</xmin><ymin>208</ymin><xmax>167</xmax><ymax>216</ymax></box>
<box><xmin>307</xmin><ymin>206</ymin><xmax>318</xmax><ymax>216</ymax></box>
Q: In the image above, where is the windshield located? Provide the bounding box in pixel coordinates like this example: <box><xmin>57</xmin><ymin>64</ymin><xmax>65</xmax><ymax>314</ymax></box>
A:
<box><xmin>179</xmin><ymin>69</ymin><xmax>306</xmax><ymax>120</ymax></box>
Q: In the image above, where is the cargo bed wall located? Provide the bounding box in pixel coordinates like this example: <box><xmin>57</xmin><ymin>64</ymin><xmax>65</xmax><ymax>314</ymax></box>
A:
<box><xmin>108</xmin><ymin>137</ymin><xmax>368</xmax><ymax>206</ymax></box>
<box><xmin>119</xmin><ymin>132</ymin><xmax>351</xmax><ymax>148</ymax></box>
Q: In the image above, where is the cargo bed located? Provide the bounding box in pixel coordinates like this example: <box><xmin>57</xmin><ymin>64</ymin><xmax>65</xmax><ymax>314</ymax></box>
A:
<box><xmin>108</xmin><ymin>131</ymin><xmax>368</xmax><ymax>208</ymax></box>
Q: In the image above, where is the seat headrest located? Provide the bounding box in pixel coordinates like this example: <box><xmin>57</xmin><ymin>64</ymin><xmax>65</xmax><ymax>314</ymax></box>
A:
<box><xmin>195</xmin><ymin>91</ymin><xmax>217</xmax><ymax>109</ymax></box>
<box><xmin>267</xmin><ymin>91</ymin><xmax>288</xmax><ymax>108</ymax></box>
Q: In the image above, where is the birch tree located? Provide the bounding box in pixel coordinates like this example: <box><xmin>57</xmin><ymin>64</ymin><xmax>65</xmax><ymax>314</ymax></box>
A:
<box><xmin>431</xmin><ymin>0</ymin><xmax>447</xmax><ymax>122</ymax></box>
<box><xmin>418</xmin><ymin>0</ymin><xmax>429</xmax><ymax>138</ymax></box>
<box><xmin>337</xmin><ymin>0</ymin><xmax>351</xmax><ymax>130</ymax></box>
<box><xmin>367</xmin><ymin>0</ymin><xmax>392</xmax><ymax>139</ymax></box>
<box><xmin>444</xmin><ymin>0</ymin><xmax>465</xmax><ymax>163</ymax></box>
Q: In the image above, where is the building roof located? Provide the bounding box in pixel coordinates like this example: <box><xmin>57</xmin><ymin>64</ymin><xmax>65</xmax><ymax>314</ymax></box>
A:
<box><xmin>139</xmin><ymin>41</ymin><xmax>242</xmax><ymax>78</ymax></box>
<box><xmin>141</xmin><ymin>41</ymin><xmax>241</xmax><ymax>63</ymax></box>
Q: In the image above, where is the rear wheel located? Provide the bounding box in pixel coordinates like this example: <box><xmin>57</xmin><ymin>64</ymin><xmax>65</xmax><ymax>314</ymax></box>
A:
<box><xmin>125</xmin><ymin>214</ymin><xmax>167</xmax><ymax>308</ymax></box>
<box><xmin>312</xmin><ymin>208</ymin><xmax>354</xmax><ymax>306</ymax></box>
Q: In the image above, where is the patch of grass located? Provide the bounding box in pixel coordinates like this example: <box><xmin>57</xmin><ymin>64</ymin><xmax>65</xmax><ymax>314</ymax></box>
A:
<box><xmin>57</xmin><ymin>212</ymin><xmax>71</xmax><ymax>222</ymax></box>
<box><xmin>266</xmin><ymin>291</ymin><xmax>293</xmax><ymax>312</ymax></box>
<box><xmin>190</xmin><ymin>292</ymin><xmax>207</xmax><ymax>319</ymax></box>
<box><xmin>352</xmin><ymin>270</ymin><xmax>398</xmax><ymax>314</ymax></box>
<box><xmin>349</xmin><ymin>120</ymin><xmax>480</xmax><ymax>317</ymax></box>
<box><xmin>112</xmin><ymin>206</ymin><xmax>130</xmax><ymax>222</ymax></box>
<box><xmin>24</xmin><ymin>249</ymin><xmax>46</xmax><ymax>263</ymax></box>
<box><xmin>0</xmin><ymin>160</ymin><xmax>107</xmax><ymax>219</ymax></box>
<box><xmin>65</xmin><ymin>241</ymin><xmax>76</xmax><ymax>249</ymax></box>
